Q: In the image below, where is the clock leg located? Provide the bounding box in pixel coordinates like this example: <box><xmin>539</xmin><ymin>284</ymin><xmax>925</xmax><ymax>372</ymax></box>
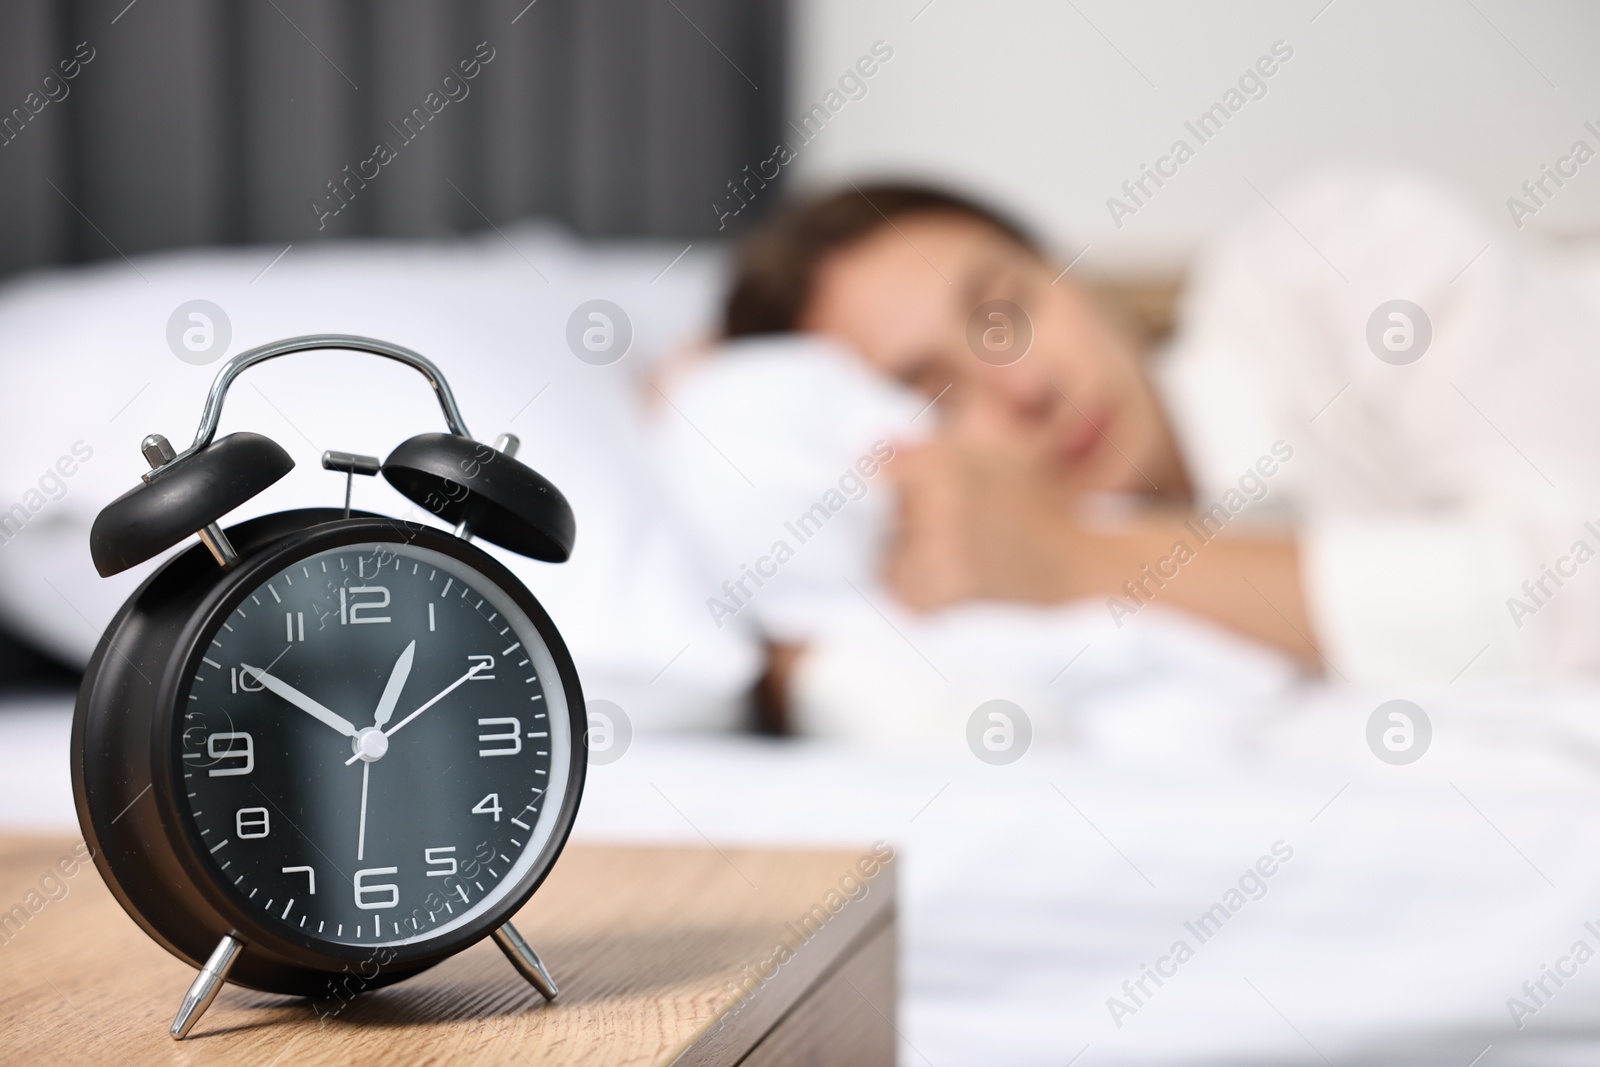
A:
<box><xmin>169</xmin><ymin>934</ymin><xmax>243</xmax><ymax>1040</ymax></box>
<box><xmin>492</xmin><ymin>921</ymin><xmax>559</xmax><ymax>1000</ymax></box>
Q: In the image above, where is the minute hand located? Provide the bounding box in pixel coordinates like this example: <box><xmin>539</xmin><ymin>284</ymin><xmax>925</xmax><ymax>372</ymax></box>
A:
<box><xmin>344</xmin><ymin>662</ymin><xmax>489</xmax><ymax>765</ymax></box>
<box><xmin>241</xmin><ymin>664</ymin><xmax>359</xmax><ymax>738</ymax></box>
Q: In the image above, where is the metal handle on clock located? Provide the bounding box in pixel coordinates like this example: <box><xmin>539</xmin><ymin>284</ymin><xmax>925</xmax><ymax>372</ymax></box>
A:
<box><xmin>145</xmin><ymin>334</ymin><xmax>475</xmax><ymax>482</ymax></box>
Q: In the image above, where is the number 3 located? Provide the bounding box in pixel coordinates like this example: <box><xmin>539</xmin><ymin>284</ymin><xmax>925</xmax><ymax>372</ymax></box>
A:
<box><xmin>477</xmin><ymin>718</ymin><xmax>521</xmax><ymax>757</ymax></box>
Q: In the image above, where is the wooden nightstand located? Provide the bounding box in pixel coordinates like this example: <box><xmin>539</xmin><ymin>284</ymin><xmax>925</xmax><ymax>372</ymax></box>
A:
<box><xmin>0</xmin><ymin>835</ymin><xmax>897</xmax><ymax>1065</ymax></box>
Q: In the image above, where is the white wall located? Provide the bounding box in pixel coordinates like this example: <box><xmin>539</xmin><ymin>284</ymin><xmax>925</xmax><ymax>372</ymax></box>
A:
<box><xmin>788</xmin><ymin>0</ymin><xmax>1600</xmax><ymax>270</ymax></box>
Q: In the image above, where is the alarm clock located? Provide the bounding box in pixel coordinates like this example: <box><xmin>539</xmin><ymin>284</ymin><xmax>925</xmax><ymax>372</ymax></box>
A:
<box><xmin>70</xmin><ymin>335</ymin><xmax>586</xmax><ymax>1040</ymax></box>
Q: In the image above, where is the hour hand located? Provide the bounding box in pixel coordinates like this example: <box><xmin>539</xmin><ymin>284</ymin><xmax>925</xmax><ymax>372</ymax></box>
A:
<box><xmin>373</xmin><ymin>640</ymin><xmax>416</xmax><ymax>730</ymax></box>
<box><xmin>240</xmin><ymin>664</ymin><xmax>358</xmax><ymax>738</ymax></box>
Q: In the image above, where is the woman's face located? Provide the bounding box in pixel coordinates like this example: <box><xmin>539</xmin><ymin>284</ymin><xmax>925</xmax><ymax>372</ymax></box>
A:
<box><xmin>800</xmin><ymin>211</ymin><xmax>1182</xmax><ymax>495</ymax></box>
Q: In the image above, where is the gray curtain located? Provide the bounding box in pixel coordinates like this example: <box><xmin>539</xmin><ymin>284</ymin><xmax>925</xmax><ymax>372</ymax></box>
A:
<box><xmin>0</xmin><ymin>0</ymin><xmax>787</xmax><ymax>276</ymax></box>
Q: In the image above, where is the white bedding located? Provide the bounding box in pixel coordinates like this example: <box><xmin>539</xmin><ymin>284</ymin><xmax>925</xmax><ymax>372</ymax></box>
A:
<box><xmin>7</xmin><ymin>680</ymin><xmax>1600</xmax><ymax>1066</ymax></box>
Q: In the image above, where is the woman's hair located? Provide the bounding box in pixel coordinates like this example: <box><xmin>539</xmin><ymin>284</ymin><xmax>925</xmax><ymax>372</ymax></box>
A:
<box><xmin>722</xmin><ymin>182</ymin><xmax>1039</xmax><ymax>338</ymax></box>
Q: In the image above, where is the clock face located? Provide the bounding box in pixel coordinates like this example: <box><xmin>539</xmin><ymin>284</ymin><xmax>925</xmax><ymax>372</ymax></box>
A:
<box><xmin>177</xmin><ymin>539</ymin><xmax>574</xmax><ymax>949</ymax></box>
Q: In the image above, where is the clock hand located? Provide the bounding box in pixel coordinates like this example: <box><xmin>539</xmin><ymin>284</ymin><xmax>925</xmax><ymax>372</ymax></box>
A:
<box><xmin>240</xmin><ymin>664</ymin><xmax>359</xmax><ymax>738</ymax></box>
<box><xmin>356</xmin><ymin>761</ymin><xmax>371</xmax><ymax>862</ymax></box>
<box><xmin>372</xmin><ymin>640</ymin><xmax>417</xmax><ymax>730</ymax></box>
<box><xmin>343</xmin><ymin>661</ymin><xmax>490</xmax><ymax>766</ymax></box>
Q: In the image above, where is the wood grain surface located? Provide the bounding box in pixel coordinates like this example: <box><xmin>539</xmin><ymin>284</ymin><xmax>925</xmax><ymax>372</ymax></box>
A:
<box><xmin>0</xmin><ymin>835</ymin><xmax>897</xmax><ymax>1066</ymax></box>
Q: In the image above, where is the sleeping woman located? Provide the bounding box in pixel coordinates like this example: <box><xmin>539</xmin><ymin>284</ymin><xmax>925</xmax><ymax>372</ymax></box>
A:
<box><xmin>658</xmin><ymin>173</ymin><xmax>1600</xmax><ymax>724</ymax></box>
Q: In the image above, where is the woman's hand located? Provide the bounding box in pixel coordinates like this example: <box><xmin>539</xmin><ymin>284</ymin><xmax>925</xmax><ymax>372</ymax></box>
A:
<box><xmin>883</xmin><ymin>438</ymin><xmax>1083</xmax><ymax>610</ymax></box>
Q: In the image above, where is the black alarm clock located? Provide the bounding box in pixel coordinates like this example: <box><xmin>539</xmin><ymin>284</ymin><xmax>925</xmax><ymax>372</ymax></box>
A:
<box><xmin>70</xmin><ymin>335</ymin><xmax>586</xmax><ymax>1039</ymax></box>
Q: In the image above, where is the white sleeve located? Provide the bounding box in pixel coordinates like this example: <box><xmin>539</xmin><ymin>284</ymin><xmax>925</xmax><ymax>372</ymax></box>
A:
<box><xmin>1159</xmin><ymin>170</ymin><xmax>1600</xmax><ymax>681</ymax></box>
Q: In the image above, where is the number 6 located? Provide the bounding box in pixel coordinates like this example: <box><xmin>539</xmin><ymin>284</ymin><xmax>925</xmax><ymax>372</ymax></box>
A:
<box><xmin>354</xmin><ymin>867</ymin><xmax>399</xmax><ymax>910</ymax></box>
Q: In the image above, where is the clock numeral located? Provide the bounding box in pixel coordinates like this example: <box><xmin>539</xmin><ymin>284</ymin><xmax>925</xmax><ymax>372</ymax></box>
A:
<box><xmin>354</xmin><ymin>867</ymin><xmax>399</xmax><ymax>910</ymax></box>
<box><xmin>230</xmin><ymin>667</ymin><xmax>265</xmax><ymax>694</ymax></box>
<box><xmin>476</xmin><ymin>718</ymin><xmax>521</xmax><ymax>757</ymax></box>
<box><xmin>425</xmin><ymin>846</ymin><xmax>458</xmax><ymax>877</ymax></box>
<box><xmin>467</xmin><ymin>654</ymin><xmax>495</xmax><ymax>680</ymax></box>
<box><xmin>340</xmin><ymin>585</ymin><xmax>391</xmax><ymax>625</ymax></box>
<box><xmin>283</xmin><ymin>865</ymin><xmax>316</xmax><ymax>894</ymax></box>
<box><xmin>471</xmin><ymin>793</ymin><xmax>502</xmax><ymax>822</ymax></box>
<box><xmin>235</xmin><ymin>807</ymin><xmax>270</xmax><ymax>839</ymax></box>
<box><xmin>206</xmin><ymin>732</ymin><xmax>254</xmax><ymax>777</ymax></box>
<box><xmin>284</xmin><ymin>611</ymin><xmax>305</xmax><ymax>642</ymax></box>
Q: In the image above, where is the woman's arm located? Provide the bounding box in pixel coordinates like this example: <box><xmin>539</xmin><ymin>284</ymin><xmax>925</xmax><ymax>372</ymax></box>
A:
<box><xmin>883</xmin><ymin>439</ymin><xmax>1324</xmax><ymax>668</ymax></box>
<box><xmin>1072</xmin><ymin>519</ymin><xmax>1321</xmax><ymax>667</ymax></box>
